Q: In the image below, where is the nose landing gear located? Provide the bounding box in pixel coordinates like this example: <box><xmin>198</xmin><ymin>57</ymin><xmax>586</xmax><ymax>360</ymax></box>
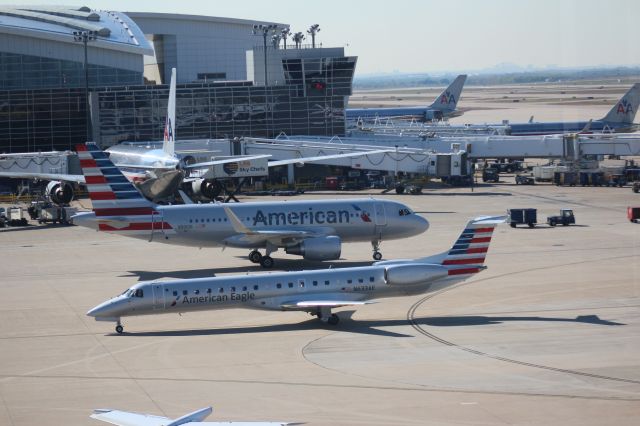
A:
<box><xmin>371</xmin><ymin>240</ymin><xmax>383</xmax><ymax>261</ymax></box>
<box><xmin>115</xmin><ymin>319</ymin><xmax>123</xmax><ymax>334</ymax></box>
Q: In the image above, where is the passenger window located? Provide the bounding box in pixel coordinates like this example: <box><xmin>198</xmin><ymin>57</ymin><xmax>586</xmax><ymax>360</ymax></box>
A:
<box><xmin>313</xmin><ymin>280</ymin><xmax>318</xmax><ymax>286</ymax></box>
<box><xmin>299</xmin><ymin>281</ymin><xmax>304</xmax><ymax>288</ymax></box>
<box><xmin>173</xmin><ymin>291</ymin><xmax>178</xmax><ymax>296</ymax></box>
<box><xmin>183</xmin><ymin>290</ymin><xmax>188</xmax><ymax>296</ymax></box>
<box><xmin>231</xmin><ymin>287</ymin><xmax>236</xmax><ymax>292</ymax></box>
<box><xmin>194</xmin><ymin>289</ymin><xmax>200</xmax><ymax>295</ymax></box>
<box><xmin>359</xmin><ymin>278</ymin><xmax>364</xmax><ymax>283</ymax></box>
<box><xmin>242</xmin><ymin>286</ymin><xmax>247</xmax><ymax>291</ymax></box>
<box><xmin>369</xmin><ymin>277</ymin><xmax>374</xmax><ymax>282</ymax></box>
<box><xmin>207</xmin><ymin>288</ymin><xmax>212</xmax><ymax>294</ymax></box>
<box><xmin>288</xmin><ymin>282</ymin><xmax>293</xmax><ymax>288</ymax></box>
<box><xmin>347</xmin><ymin>279</ymin><xmax>352</xmax><ymax>284</ymax></box>
<box><xmin>253</xmin><ymin>285</ymin><xmax>259</xmax><ymax>290</ymax></box>
<box><xmin>325</xmin><ymin>280</ymin><xmax>330</xmax><ymax>286</ymax></box>
<box><xmin>219</xmin><ymin>287</ymin><xmax>224</xmax><ymax>293</ymax></box>
<box><xmin>277</xmin><ymin>283</ymin><xmax>282</xmax><ymax>289</ymax></box>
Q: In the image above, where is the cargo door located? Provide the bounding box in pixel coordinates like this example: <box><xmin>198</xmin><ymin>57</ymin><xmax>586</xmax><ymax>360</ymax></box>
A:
<box><xmin>152</xmin><ymin>283</ymin><xmax>165</xmax><ymax>310</ymax></box>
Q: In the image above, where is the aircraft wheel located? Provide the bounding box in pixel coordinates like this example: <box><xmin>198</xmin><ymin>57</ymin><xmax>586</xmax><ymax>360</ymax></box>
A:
<box><xmin>248</xmin><ymin>250</ymin><xmax>262</xmax><ymax>263</ymax></box>
<box><xmin>373</xmin><ymin>251</ymin><xmax>382</xmax><ymax>261</ymax></box>
<box><xmin>260</xmin><ymin>256</ymin><xmax>274</xmax><ymax>269</ymax></box>
<box><xmin>327</xmin><ymin>314</ymin><xmax>340</xmax><ymax>325</ymax></box>
<box><xmin>115</xmin><ymin>325</ymin><xmax>124</xmax><ymax>334</ymax></box>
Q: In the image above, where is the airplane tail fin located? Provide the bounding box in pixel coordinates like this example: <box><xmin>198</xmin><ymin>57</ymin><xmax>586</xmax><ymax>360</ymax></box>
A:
<box><xmin>76</xmin><ymin>143</ymin><xmax>173</xmax><ymax>234</ymax></box>
<box><xmin>163</xmin><ymin>67</ymin><xmax>177</xmax><ymax>156</ymax></box>
<box><xmin>601</xmin><ymin>83</ymin><xmax>640</xmax><ymax>124</ymax></box>
<box><xmin>439</xmin><ymin>215</ymin><xmax>505</xmax><ymax>276</ymax></box>
<box><xmin>429</xmin><ymin>74</ymin><xmax>467</xmax><ymax>112</ymax></box>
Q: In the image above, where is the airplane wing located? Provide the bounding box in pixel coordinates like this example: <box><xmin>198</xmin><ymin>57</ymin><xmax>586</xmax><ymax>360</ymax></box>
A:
<box><xmin>223</xmin><ymin>206</ymin><xmax>324</xmax><ymax>246</ymax></box>
<box><xmin>281</xmin><ymin>300</ymin><xmax>375</xmax><ymax>310</ymax></box>
<box><xmin>268</xmin><ymin>149</ymin><xmax>391</xmax><ymax>167</ymax></box>
<box><xmin>90</xmin><ymin>408</ymin><xmax>173</xmax><ymax>426</ymax></box>
<box><xmin>90</xmin><ymin>407</ymin><xmax>293</xmax><ymax>425</ymax></box>
<box><xmin>183</xmin><ymin>155</ymin><xmax>272</xmax><ymax>169</ymax></box>
<box><xmin>0</xmin><ymin>171</ymin><xmax>85</xmax><ymax>183</ymax></box>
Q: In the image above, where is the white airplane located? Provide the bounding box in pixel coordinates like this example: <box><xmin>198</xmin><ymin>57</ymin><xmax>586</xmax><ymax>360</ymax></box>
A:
<box><xmin>73</xmin><ymin>142</ymin><xmax>428</xmax><ymax>267</ymax></box>
<box><xmin>87</xmin><ymin>215</ymin><xmax>504</xmax><ymax>333</ymax></box>
<box><xmin>91</xmin><ymin>406</ymin><xmax>293</xmax><ymax>425</ymax></box>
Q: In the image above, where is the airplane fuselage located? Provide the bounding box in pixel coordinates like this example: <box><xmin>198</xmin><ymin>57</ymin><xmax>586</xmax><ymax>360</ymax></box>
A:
<box><xmin>75</xmin><ymin>198</ymin><xmax>428</xmax><ymax>249</ymax></box>
<box><xmin>88</xmin><ymin>262</ymin><xmax>458</xmax><ymax>321</ymax></box>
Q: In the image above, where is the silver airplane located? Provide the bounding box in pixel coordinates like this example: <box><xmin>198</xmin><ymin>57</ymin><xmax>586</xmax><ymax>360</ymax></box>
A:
<box><xmin>91</xmin><ymin>406</ymin><xmax>292</xmax><ymax>425</ymax></box>
<box><xmin>73</xmin><ymin>143</ymin><xmax>429</xmax><ymax>268</ymax></box>
<box><xmin>87</xmin><ymin>215</ymin><xmax>504</xmax><ymax>333</ymax></box>
<box><xmin>346</xmin><ymin>74</ymin><xmax>467</xmax><ymax>122</ymax></box>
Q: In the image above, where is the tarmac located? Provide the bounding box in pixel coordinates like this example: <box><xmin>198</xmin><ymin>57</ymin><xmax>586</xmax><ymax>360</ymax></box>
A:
<box><xmin>1</xmin><ymin>176</ymin><xmax>639</xmax><ymax>425</ymax></box>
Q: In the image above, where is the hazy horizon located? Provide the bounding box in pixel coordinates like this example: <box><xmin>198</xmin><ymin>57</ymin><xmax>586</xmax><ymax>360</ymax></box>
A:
<box><xmin>5</xmin><ymin>0</ymin><xmax>639</xmax><ymax>76</ymax></box>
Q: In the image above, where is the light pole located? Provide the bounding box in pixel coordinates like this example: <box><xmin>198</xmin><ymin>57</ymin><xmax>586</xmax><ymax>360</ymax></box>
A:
<box><xmin>252</xmin><ymin>24</ymin><xmax>278</xmax><ymax>86</ymax></box>
<box><xmin>307</xmin><ymin>24</ymin><xmax>320</xmax><ymax>48</ymax></box>
<box><xmin>73</xmin><ymin>30</ymin><xmax>97</xmax><ymax>141</ymax></box>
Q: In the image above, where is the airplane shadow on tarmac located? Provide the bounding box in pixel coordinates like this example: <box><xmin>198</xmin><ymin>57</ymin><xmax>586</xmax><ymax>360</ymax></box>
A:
<box><xmin>116</xmin><ymin>313</ymin><xmax>414</xmax><ymax>338</ymax></box>
<box><xmin>124</xmin><ymin>260</ymin><xmax>374</xmax><ymax>281</ymax></box>
<box><xmin>418</xmin><ymin>314</ymin><xmax>624</xmax><ymax>327</ymax></box>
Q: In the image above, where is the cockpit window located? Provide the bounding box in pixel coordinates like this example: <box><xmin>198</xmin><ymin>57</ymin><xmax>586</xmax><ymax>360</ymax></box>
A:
<box><xmin>134</xmin><ymin>289</ymin><xmax>144</xmax><ymax>298</ymax></box>
<box><xmin>398</xmin><ymin>208</ymin><xmax>412</xmax><ymax>216</ymax></box>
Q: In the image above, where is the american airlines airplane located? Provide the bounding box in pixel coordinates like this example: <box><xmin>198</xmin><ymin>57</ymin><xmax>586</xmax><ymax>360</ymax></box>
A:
<box><xmin>91</xmin><ymin>406</ymin><xmax>291</xmax><ymax>426</ymax></box>
<box><xmin>346</xmin><ymin>74</ymin><xmax>467</xmax><ymax>122</ymax></box>
<box><xmin>73</xmin><ymin>143</ymin><xmax>429</xmax><ymax>268</ymax></box>
<box><xmin>87</xmin><ymin>215</ymin><xmax>504</xmax><ymax>333</ymax></box>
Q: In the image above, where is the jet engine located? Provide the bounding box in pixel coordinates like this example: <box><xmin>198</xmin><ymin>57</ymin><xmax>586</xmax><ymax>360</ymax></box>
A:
<box><xmin>384</xmin><ymin>264</ymin><xmax>448</xmax><ymax>286</ymax></box>
<box><xmin>46</xmin><ymin>181</ymin><xmax>74</xmax><ymax>205</ymax></box>
<box><xmin>285</xmin><ymin>236</ymin><xmax>341</xmax><ymax>261</ymax></box>
<box><xmin>191</xmin><ymin>179</ymin><xmax>222</xmax><ymax>200</ymax></box>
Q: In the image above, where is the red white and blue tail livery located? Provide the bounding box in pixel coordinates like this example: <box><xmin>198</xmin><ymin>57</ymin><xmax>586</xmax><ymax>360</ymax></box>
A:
<box><xmin>442</xmin><ymin>216</ymin><xmax>500</xmax><ymax>276</ymax></box>
<box><xmin>76</xmin><ymin>143</ymin><xmax>174</xmax><ymax>235</ymax></box>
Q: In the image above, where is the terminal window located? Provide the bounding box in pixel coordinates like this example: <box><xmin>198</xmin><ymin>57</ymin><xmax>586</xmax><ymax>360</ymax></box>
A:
<box><xmin>198</xmin><ymin>72</ymin><xmax>227</xmax><ymax>81</ymax></box>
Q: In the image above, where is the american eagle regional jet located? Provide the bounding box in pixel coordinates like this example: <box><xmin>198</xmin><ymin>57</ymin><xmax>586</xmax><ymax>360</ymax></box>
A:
<box><xmin>73</xmin><ymin>143</ymin><xmax>429</xmax><ymax>268</ymax></box>
<box><xmin>88</xmin><ymin>215</ymin><xmax>504</xmax><ymax>333</ymax></box>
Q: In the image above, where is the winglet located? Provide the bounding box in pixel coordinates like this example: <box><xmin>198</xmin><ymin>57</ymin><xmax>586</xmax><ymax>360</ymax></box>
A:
<box><xmin>166</xmin><ymin>406</ymin><xmax>212</xmax><ymax>425</ymax></box>
<box><xmin>579</xmin><ymin>118</ymin><xmax>593</xmax><ymax>134</ymax></box>
<box><xmin>163</xmin><ymin>67</ymin><xmax>177</xmax><ymax>156</ymax></box>
<box><xmin>223</xmin><ymin>206</ymin><xmax>251</xmax><ymax>233</ymax></box>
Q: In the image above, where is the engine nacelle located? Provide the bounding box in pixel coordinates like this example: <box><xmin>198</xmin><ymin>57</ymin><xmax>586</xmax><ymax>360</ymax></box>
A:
<box><xmin>46</xmin><ymin>181</ymin><xmax>74</xmax><ymax>205</ymax></box>
<box><xmin>424</xmin><ymin>109</ymin><xmax>444</xmax><ymax>121</ymax></box>
<box><xmin>285</xmin><ymin>236</ymin><xmax>341</xmax><ymax>261</ymax></box>
<box><xmin>384</xmin><ymin>263</ymin><xmax>448</xmax><ymax>286</ymax></box>
<box><xmin>191</xmin><ymin>179</ymin><xmax>222</xmax><ymax>200</ymax></box>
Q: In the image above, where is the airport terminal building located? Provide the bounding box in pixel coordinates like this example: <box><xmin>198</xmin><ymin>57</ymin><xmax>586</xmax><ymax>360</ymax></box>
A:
<box><xmin>0</xmin><ymin>6</ymin><xmax>356</xmax><ymax>153</ymax></box>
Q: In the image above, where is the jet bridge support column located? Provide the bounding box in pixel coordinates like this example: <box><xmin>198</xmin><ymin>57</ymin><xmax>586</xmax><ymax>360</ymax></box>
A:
<box><xmin>287</xmin><ymin>163</ymin><xmax>295</xmax><ymax>185</ymax></box>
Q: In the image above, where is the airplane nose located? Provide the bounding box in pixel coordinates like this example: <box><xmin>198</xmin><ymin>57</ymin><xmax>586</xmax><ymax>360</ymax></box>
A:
<box><xmin>417</xmin><ymin>215</ymin><xmax>429</xmax><ymax>233</ymax></box>
<box><xmin>87</xmin><ymin>300</ymin><xmax>114</xmax><ymax>318</ymax></box>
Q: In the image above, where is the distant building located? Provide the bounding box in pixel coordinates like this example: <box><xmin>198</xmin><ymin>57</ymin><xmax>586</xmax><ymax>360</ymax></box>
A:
<box><xmin>0</xmin><ymin>6</ymin><xmax>355</xmax><ymax>153</ymax></box>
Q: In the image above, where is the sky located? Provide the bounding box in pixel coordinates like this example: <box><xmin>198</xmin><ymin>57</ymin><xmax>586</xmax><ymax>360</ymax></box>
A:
<box><xmin>7</xmin><ymin>0</ymin><xmax>640</xmax><ymax>75</ymax></box>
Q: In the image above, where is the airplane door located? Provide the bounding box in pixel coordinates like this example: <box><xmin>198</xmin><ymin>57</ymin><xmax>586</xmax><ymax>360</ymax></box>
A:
<box><xmin>374</xmin><ymin>203</ymin><xmax>387</xmax><ymax>226</ymax></box>
<box><xmin>150</xmin><ymin>210</ymin><xmax>165</xmax><ymax>242</ymax></box>
<box><xmin>152</xmin><ymin>283</ymin><xmax>165</xmax><ymax>310</ymax></box>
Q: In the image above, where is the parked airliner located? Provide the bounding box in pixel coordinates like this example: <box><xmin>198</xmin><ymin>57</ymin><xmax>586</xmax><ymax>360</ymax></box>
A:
<box><xmin>73</xmin><ymin>143</ymin><xmax>429</xmax><ymax>268</ymax></box>
<box><xmin>87</xmin><ymin>215</ymin><xmax>504</xmax><ymax>333</ymax></box>
<box><xmin>346</xmin><ymin>74</ymin><xmax>467</xmax><ymax>122</ymax></box>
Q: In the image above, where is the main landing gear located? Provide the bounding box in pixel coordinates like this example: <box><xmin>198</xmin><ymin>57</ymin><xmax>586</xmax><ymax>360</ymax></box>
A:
<box><xmin>371</xmin><ymin>240</ymin><xmax>383</xmax><ymax>261</ymax></box>
<box><xmin>115</xmin><ymin>320</ymin><xmax>124</xmax><ymax>334</ymax></box>
<box><xmin>248</xmin><ymin>249</ymin><xmax>274</xmax><ymax>269</ymax></box>
<box><xmin>316</xmin><ymin>307</ymin><xmax>340</xmax><ymax>325</ymax></box>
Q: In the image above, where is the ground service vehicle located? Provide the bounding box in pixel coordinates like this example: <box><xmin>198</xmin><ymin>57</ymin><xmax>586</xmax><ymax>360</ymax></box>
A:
<box><xmin>628</xmin><ymin>207</ymin><xmax>640</xmax><ymax>223</ymax></box>
<box><xmin>507</xmin><ymin>208</ymin><xmax>537</xmax><ymax>228</ymax></box>
<box><xmin>633</xmin><ymin>182</ymin><xmax>640</xmax><ymax>193</ymax></box>
<box><xmin>547</xmin><ymin>209</ymin><xmax>575</xmax><ymax>226</ymax></box>
<box><xmin>515</xmin><ymin>174</ymin><xmax>535</xmax><ymax>185</ymax></box>
<box><xmin>483</xmin><ymin>168</ymin><xmax>499</xmax><ymax>183</ymax></box>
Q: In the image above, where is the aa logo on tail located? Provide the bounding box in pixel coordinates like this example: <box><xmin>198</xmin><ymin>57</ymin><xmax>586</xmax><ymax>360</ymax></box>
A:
<box><xmin>164</xmin><ymin>118</ymin><xmax>174</xmax><ymax>141</ymax></box>
<box><xmin>440</xmin><ymin>91</ymin><xmax>456</xmax><ymax>105</ymax></box>
<box><xmin>617</xmin><ymin>99</ymin><xmax>633</xmax><ymax>114</ymax></box>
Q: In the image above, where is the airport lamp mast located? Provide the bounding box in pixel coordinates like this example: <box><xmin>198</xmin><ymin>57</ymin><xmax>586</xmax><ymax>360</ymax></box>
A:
<box><xmin>73</xmin><ymin>30</ymin><xmax>97</xmax><ymax>142</ymax></box>
<box><xmin>252</xmin><ymin>24</ymin><xmax>278</xmax><ymax>86</ymax></box>
<box><xmin>307</xmin><ymin>24</ymin><xmax>320</xmax><ymax>48</ymax></box>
